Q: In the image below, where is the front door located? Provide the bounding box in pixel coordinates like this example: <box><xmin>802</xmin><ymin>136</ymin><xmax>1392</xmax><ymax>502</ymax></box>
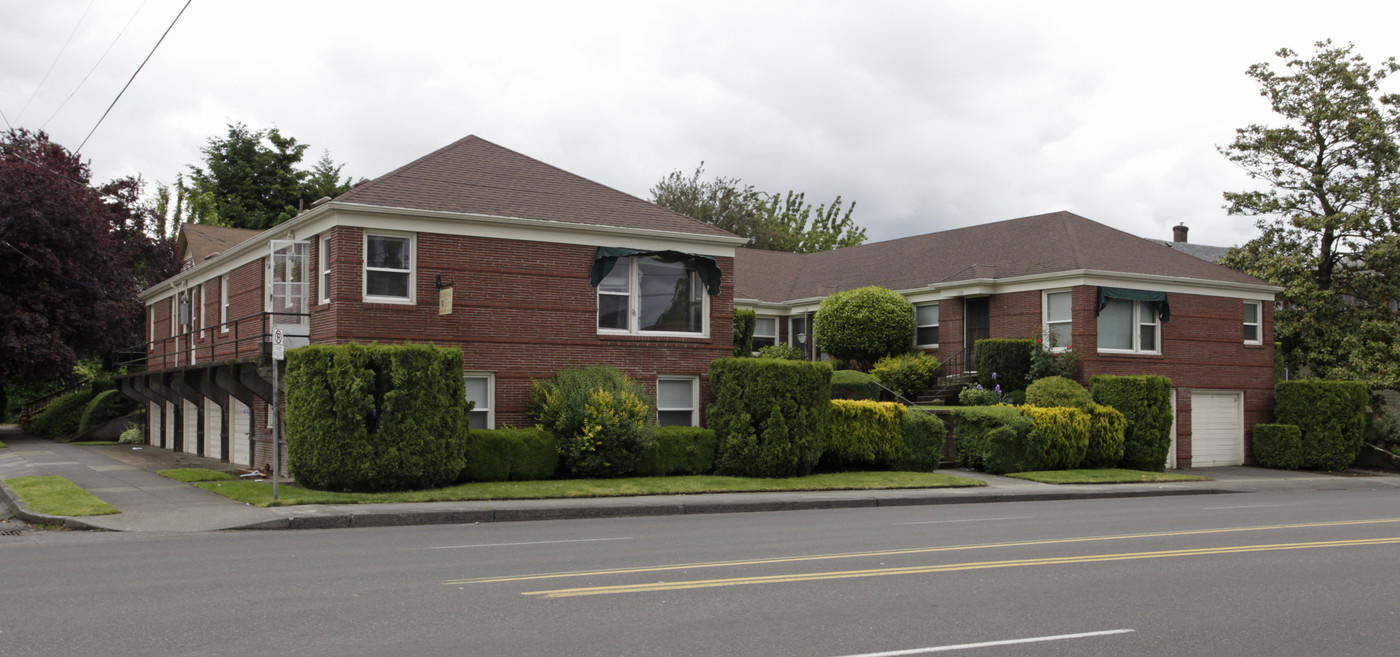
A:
<box><xmin>964</xmin><ymin>297</ymin><xmax>990</xmax><ymax>368</ymax></box>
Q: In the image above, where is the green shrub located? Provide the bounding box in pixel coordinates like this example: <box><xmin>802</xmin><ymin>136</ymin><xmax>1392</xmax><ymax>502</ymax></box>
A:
<box><xmin>118</xmin><ymin>422</ymin><xmax>144</xmax><ymax>444</ymax></box>
<box><xmin>1025</xmin><ymin>376</ymin><xmax>1092</xmax><ymax>409</ymax></box>
<box><xmin>1020</xmin><ymin>405</ymin><xmax>1090</xmax><ymax>470</ymax></box>
<box><xmin>872</xmin><ymin>352</ymin><xmax>942</xmax><ymax>400</ymax></box>
<box><xmin>1368</xmin><ymin>402</ymin><xmax>1400</xmax><ymax>451</ymax></box>
<box><xmin>1082</xmin><ymin>402</ymin><xmax>1127</xmax><ymax>468</ymax></box>
<box><xmin>25</xmin><ymin>389</ymin><xmax>97</xmax><ymax>439</ymax></box>
<box><xmin>285</xmin><ymin>343</ymin><xmax>470</xmax><ymax>492</ymax></box>
<box><xmin>983</xmin><ymin>424</ymin><xmax>1046</xmax><ymax>475</ymax></box>
<box><xmin>531</xmin><ymin>365</ymin><xmax>656</xmax><ymax>478</ymax></box>
<box><xmin>1275</xmin><ymin>380</ymin><xmax>1368</xmax><ymax>471</ymax></box>
<box><xmin>822</xmin><ymin>400</ymin><xmax>904</xmax><ymax>469</ymax></box>
<box><xmin>462</xmin><ymin>428</ymin><xmax>559</xmax><ymax>482</ymax></box>
<box><xmin>733</xmin><ymin>309</ymin><xmax>756</xmax><ymax>357</ymax></box>
<box><xmin>1028</xmin><ymin>329</ymin><xmax>1082</xmax><ymax>382</ymax></box>
<box><xmin>78</xmin><ymin>389</ymin><xmax>136</xmax><ymax>433</ymax></box>
<box><xmin>637</xmin><ymin>426</ymin><xmax>718</xmax><ymax>476</ymax></box>
<box><xmin>1253</xmin><ymin>423</ymin><xmax>1303</xmax><ymax>470</ymax></box>
<box><xmin>1091</xmin><ymin>374</ymin><xmax>1173</xmax><ymax>472</ymax></box>
<box><xmin>758</xmin><ymin>343</ymin><xmax>804</xmax><ymax>361</ymax></box>
<box><xmin>831</xmin><ymin>369</ymin><xmax>881</xmax><ymax>400</ymax></box>
<box><xmin>974</xmin><ymin>339</ymin><xmax>1035</xmax><ymax>392</ymax></box>
<box><xmin>709</xmin><ymin>357</ymin><xmax>832</xmax><ymax>477</ymax></box>
<box><xmin>950</xmin><ymin>406</ymin><xmax>1033</xmax><ymax>470</ymax></box>
<box><xmin>813</xmin><ymin>286</ymin><xmax>916</xmax><ymax>369</ymax></box>
<box><xmin>896</xmin><ymin>410</ymin><xmax>946</xmax><ymax>471</ymax></box>
<box><xmin>1002</xmin><ymin>390</ymin><xmax>1026</xmax><ymax>406</ymax></box>
<box><xmin>958</xmin><ymin>384</ymin><xmax>999</xmax><ymax>406</ymax></box>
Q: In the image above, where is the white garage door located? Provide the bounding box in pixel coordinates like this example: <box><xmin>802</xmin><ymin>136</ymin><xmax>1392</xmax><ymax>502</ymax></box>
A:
<box><xmin>231</xmin><ymin>400</ymin><xmax>251</xmax><ymax>467</ymax></box>
<box><xmin>1192</xmin><ymin>391</ymin><xmax>1244</xmax><ymax>467</ymax></box>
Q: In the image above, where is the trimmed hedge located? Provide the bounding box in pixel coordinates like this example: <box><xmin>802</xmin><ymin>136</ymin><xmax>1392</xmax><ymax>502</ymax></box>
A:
<box><xmin>733</xmin><ymin>309</ymin><xmax>756</xmax><ymax>357</ymax></box>
<box><xmin>285</xmin><ymin>343</ymin><xmax>469</xmax><ymax>492</ymax></box>
<box><xmin>758</xmin><ymin>344</ymin><xmax>804</xmax><ymax>361</ymax></box>
<box><xmin>78</xmin><ymin>389</ymin><xmax>136</xmax><ymax>433</ymax></box>
<box><xmin>1082</xmin><ymin>402</ymin><xmax>1128</xmax><ymax>469</ymax></box>
<box><xmin>872</xmin><ymin>352</ymin><xmax>941</xmax><ymax>401</ymax></box>
<box><xmin>831</xmin><ymin>369</ymin><xmax>881</xmax><ymax>401</ymax></box>
<box><xmin>1253</xmin><ymin>423</ymin><xmax>1303</xmax><ymax>470</ymax></box>
<box><xmin>709</xmin><ymin>357</ymin><xmax>832</xmax><ymax>478</ymax></box>
<box><xmin>462</xmin><ymin>428</ymin><xmax>559</xmax><ymax>482</ymax></box>
<box><xmin>896</xmin><ymin>410</ymin><xmax>946</xmax><ymax>471</ymax></box>
<box><xmin>636</xmin><ymin>426</ymin><xmax>718</xmax><ymax>477</ymax></box>
<box><xmin>822</xmin><ymin>400</ymin><xmax>904</xmax><ymax>469</ymax></box>
<box><xmin>974</xmin><ymin>339</ymin><xmax>1035</xmax><ymax>393</ymax></box>
<box><xmin>950</xmin><ymin>405</ymin><xmax>1033</xmax><ymax>471</ymax></box>
<box><xmin>1021</xmin><ymin>405</ymin><xmax>1090</xmax><ymax>470</ymax></box>
<box><xmin>983</xmin><ymin>424</ymin><xmax>1045</xmax><ymax>475</ymax></box>
<box><xmin>1275</xmin><ymin>380</ymin><xmax>1368</xmax><ymax>471</ymax></box>
<box><xmin>1091</xmin><ymin>374</ymin><xmax>1173</xmax><ymax>472</ymax></box>
<box><xmin>25</xmin><ymin>388</ymin><xmax>97</xmax><ymax>439</ymax></box>
<box><xmin>1025</xmin><ymin>376</ymin><xmax>1092</xmax><ymax>409</ymax></box>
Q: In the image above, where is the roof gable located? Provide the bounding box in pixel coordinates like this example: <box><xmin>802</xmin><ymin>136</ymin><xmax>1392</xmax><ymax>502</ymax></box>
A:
<box><xmin>178</xmin><ymin>224</ymin><xmax>262</xmax><ymax>265</ymax></box>
<box><xmin>335</xmin><ymin>135</ymin><xmax>735</xmax><ymax>239</ymax></box>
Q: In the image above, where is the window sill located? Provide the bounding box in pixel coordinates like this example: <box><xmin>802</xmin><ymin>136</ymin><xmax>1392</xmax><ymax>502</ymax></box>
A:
<box><xmin>1096</xmin><ymin>349</ymin><xmax>1162</xmax><ymax>357</ymax></box>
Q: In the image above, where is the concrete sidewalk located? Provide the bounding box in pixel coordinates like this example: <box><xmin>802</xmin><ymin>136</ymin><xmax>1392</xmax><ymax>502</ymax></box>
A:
<box><xmin>3</xmin><ymin>424</ymin><xmax>1398</xmax><ymax>533</ymax></box>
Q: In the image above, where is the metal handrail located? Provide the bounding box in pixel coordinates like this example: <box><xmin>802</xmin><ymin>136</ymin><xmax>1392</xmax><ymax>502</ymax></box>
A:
<box><xmin>19</xmin><ymin>380</ymin><xmax>91</xmax><ymax>421</ymax></box>
<box><xmin>116</xmin><ymin>311</ymin><xmax>310</xmax><ymax>371</ymax></box>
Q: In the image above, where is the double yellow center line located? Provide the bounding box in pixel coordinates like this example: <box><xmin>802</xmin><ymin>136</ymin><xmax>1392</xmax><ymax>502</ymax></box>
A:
<box><xmin>443</xmin><ymin>517</ymin><xmax>1400</xmax><ymax>598</ymax></box>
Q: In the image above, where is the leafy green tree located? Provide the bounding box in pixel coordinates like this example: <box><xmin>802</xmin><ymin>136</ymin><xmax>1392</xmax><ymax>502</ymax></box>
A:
<box><xmin>178</xmin><ymin>123</ymin><xmax>358</xmax><ymax>231</ymax></box>
<box><xmin>650</xmin><ymin>163</ymin><xmax>866</xmax><ymax>253</ymax></box>
<box><xmin>813</xmin><ymin>286</ymin><xmax>915</xmax><ymax>371</ymax></box>
<box><xmin>1219</xmin><ymin>41</ymin><xmax>1400</xmax><ymax>386</ymax></box>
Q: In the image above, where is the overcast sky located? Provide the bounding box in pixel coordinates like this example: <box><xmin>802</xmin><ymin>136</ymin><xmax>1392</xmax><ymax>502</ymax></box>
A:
<box><xmin>4</xmin><ymin>1</ymin><xmax>1399</xmax><ymax>248</ymax></box>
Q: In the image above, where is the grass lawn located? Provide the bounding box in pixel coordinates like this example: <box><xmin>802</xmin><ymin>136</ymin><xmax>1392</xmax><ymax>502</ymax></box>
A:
<box><xmin>0</xmin><ymin>441</ymin><xmax>7</xmax><ymax>448</ymax></box>
<box><xmin>1006</xmin><ymin>468</ymin><xmax>1210</xmax><ymax>484</ymax></box>
<box><xmin>158</xmin><ymin>468</ymin><xmax>239</xmax><ymax>483</ymax></box>
<box><xmin>197</xmin><ymin>471</ymin><xmax>986</xmax><ymax>507</ymax></box>
<box><xmin>5</xmin><ymin>476</ymin><xmax>120</xmax><ymax>516</ymax></box>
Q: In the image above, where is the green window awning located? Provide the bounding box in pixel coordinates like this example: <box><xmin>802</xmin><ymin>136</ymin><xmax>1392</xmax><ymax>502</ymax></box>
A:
<box><xmin>588</xmin><ymin>247</ymin><xmax>723</xmax><ymax>296</ymax></box>
<box><xmin>1097</xmin><ymin>287</ymin><xmax>1170</xmax><ymax>321</ymax></box>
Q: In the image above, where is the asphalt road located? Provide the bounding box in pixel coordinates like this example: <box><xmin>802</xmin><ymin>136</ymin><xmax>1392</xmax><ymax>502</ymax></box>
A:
<box><xmin>2</xmin><ymin>488</ymin><xmax>1398</xmax><ymax>657</ymax></box>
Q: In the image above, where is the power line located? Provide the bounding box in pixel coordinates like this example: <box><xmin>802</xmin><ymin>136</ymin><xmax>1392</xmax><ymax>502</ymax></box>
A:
<box><xmin>42</xmin><ymin>0</ymin><xmax>151</xmax><ymax>131</ymax></box>
<box><xmin>14</xmin><ymin>0</ymin><xmax>97</xmax><ymax>125</ymax></box>
<box><xmin>74</xmin><ymin>0</ymin><xmax>193</xmax><ymax>157</ymax></box>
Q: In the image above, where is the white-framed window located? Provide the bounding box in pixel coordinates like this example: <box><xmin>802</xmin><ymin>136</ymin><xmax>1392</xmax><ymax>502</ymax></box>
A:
<box><xmin>170</xmin><ymin>297</ymin><xmax>177</xmax><ymax>337</ymax></box>
<box><xmin>363</xmin><ymin>232</ymin><xmax>414</xmax><ymax>303</ymax></box>
<box><xmin>148</xmin><ymin>304</ymin><xmax>155</xmax><ymax>343</ymax></box>
<box><xmin>192</xmin><ymin>284</ymin><xmax>201</xmax><ymax>336</ymax></box>
<box><xmin>1043</xmin><ymin>290</ymin><xmax>1072</xmax><ymax>349</ymax></box>
<box><xmin>464</xmin><ymin>373</ymin><xmax>494</xmax><ymax>430</ymax></box>
<box><xmin>220</xmin><ymin>275</ymin><xmax>230</xmax><ymax>332</ymax></box>
<box><xmin>915</xmin><ymin>303</ymin><xmax>940</xmax><ymax>346</ymax></box>
<box><xmin>1098</xmin><ymin>298</ymin><xmax>1160</xmax><ymax>354</ymax></box>
<box><xmin>1243</xmin><ymin>301</ymin><xmax>1262</xmax><ymax>344</ymax></box>
<box><xmin>319</xmin><ymin>234</ymin><xmax>331</xmax><ymax>305</ymax></box>
<box><xmin>753</xmin><ymin>316</ymin><xmax>777</xmax><ymax>352</ymax></box>
<box><xmin>657</xmin><ymin>376</ymin><xmax>699</xmax><ymax>427</ymax></box>
<box><xmin>596</xmin><ymin>256</ymin><xmax>707</xmax><ymax>336</ymax></box>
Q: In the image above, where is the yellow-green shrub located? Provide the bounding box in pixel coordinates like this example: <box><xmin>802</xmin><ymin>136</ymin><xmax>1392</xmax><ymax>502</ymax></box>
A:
<box><xmin>533</xmin><ymin>365</ymin><xmax>656</xmax><ymax>478</ymax></box>
<box><xmin>822</xmin><ymin>400</ymin><xmax>905</xmax><ymax>469</ymax></box>
<box><xmin>1082</xmin><ymin>402</ymin><xmax>1127</xmax><ymax>468</ymax></box>
<box><xmin>1020</xmin><ymin>405</ymin><xmax>1090</xmax><ymax>470</ymax></box>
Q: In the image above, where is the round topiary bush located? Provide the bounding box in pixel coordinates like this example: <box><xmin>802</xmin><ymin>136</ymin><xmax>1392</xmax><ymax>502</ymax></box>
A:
<box><xmin>1026</xmin><ymin>376</ymin><xmax>1093</xmax><ymax>409</ymax></box>
<box><xmin>813</xmin><ymin>286</ymin><xmax>915</xmax><ymax>370</ymax></box>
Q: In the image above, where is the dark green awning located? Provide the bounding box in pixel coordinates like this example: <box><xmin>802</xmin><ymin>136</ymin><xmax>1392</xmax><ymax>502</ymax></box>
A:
<box><xmin>589</xmin><ymin>247</ymin><xmax>723</xmax><ymax>296</ymax></box>
<box><xmin>1097</xmin><ymin>287</ymin><xmax>1169</xmax><ymax>321</ymax></box>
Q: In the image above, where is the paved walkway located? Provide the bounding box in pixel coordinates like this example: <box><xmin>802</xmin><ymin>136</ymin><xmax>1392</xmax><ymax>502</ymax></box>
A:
<box><xmin>2</xmin><ymin>424</ymin><xmax>1398</xmax><ymax>533</ymax></box>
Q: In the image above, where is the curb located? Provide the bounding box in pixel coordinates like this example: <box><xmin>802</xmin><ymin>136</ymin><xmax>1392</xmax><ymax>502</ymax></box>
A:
<box><xmin>0</xmin><ymin>480</ymin><xmax>105</xmax><ymax>530</ymax></box>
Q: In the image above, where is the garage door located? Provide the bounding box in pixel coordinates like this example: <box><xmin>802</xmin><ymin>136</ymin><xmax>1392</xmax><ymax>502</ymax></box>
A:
<box><xmin>1192</xmin><ymin>391</ymin><xmax>1243</xmax><ymax>467</ymax></box>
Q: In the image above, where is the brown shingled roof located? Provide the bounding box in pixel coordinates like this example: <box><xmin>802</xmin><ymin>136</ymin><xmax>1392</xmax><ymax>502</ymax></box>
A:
<box><xmin>735</xmin><ymin>211</ymin><xmax>1270</xmax><ymax>302</ymax></box>
<box><xmin>336</xmin><ymin>135</ymin><xmax>736</xmax><ymax>238</ymax></box>
<box><xmin>178</xmin><ymin>224</ymin><xmax>262</xmax><ymax>264</ymax></box>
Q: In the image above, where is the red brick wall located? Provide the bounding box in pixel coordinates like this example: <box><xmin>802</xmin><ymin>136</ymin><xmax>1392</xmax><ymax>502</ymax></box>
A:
<box><xmin>307</xmin><ymin>230</ymin><xmax>735</xmax><ymax>427</ymax></box>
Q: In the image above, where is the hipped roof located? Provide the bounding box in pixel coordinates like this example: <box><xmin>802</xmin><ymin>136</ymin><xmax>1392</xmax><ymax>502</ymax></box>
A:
<box><xmin>735</xmin><ymin>211</ymin><xmax>1271</xmax><ymax>303</ymax></box>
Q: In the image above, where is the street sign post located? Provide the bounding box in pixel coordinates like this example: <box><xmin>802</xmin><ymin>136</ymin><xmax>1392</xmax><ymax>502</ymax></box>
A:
<box><xmin>270</xmin><ymin>328</ymin><xmax>284</xmax><ymax>500</ymax></box>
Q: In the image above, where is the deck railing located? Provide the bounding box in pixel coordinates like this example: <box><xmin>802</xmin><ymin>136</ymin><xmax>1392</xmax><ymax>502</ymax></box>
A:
<box><xmin>117</xmin><ymin>311</ymin><xmax>310</xmax><ymax>372</ymax></box>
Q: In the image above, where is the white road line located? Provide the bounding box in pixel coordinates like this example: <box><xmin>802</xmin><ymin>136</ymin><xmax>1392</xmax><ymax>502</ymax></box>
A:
<box><xmin>416</xmin><ymin>537</ymin><xmax>634</xmax><ymax>550</ymax></box>
<box><xmin>1202</xmin><ymin>504</ymin><xmax>1295</xmax><ymax>510</ymax></box>
<box><xmin>825</xmin><ymin>629</ymin><xmax>1135</xmax><ymax>656</ymax></box>
<box><xmin>895</xmin><ymin>516</ymin><xmax>1029</xmax><ymax>525</ymax></box>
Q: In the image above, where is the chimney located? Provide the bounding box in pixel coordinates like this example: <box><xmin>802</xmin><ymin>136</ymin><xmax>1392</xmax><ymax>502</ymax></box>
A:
<box><xmin>1172</xmin><ymin>223</ymin><xmax>1189</xmax><ymax>243</ymax></box>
